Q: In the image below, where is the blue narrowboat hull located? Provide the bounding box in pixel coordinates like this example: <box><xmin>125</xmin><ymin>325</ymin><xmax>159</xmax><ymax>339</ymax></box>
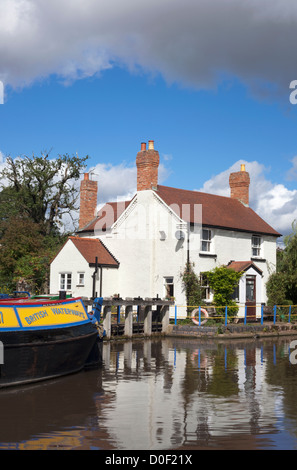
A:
<box><xmin>0</xmin><ymin>297</ymin><xmax>102</xmax><ymax>388</ymax></box>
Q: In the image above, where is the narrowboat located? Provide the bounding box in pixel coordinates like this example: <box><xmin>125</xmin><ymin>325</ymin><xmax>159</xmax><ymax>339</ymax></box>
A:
<box><xmin>0</xmin><ymin>295</ymin><xmax>104</xmax><ymax>388</ymax></box>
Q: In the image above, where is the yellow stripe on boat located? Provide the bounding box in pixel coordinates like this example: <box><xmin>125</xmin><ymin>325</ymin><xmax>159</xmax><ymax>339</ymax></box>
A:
<box><xmin>0</xmin><ymin>300</ymin><xmax>89</xmax><ymax>329</ymax></box>
<box><xmin>0</xmin><ymin>307</ymin><xmax>20</xmax><ymax>328</ymax></box>
<box><xmin>17</xmin><ymin>300</ymin><xmax>89</xmax><ymax>328</ymax></box>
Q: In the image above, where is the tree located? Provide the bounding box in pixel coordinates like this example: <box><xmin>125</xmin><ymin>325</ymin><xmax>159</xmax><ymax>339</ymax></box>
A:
<box><xmin>0</xmin><ymin>216</ymin><xmax>67</xmax><ymax>293</ymax></box>
<box><xmin>0</xmin><ymin>152</ymin><xmax>89</xmax><ymax>235</ymax></box>
<box><xmin>206</xmin><ymin>266</ymin><xmax>243</xmax><ymax>318</ymax></box>
<box><xmin>0</xmin><ymin>152</ymin><xmax>88</xmax><ymax>293</ymax></box>
<box><xmin>266</xmin><ymin>221</ymin><xmax>297</xmax><ymax>305</ymax></box>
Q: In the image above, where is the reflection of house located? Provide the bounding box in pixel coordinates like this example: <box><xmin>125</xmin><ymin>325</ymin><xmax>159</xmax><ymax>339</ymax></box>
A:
<box><xmin>101</xmin><ymin>339</ymin><xmax>283</xmax><ymax>449</ymax></box>
<box><xmin>50</xmin><ymin>140</ymin><xmax>280</xmax><ymax>317</ymax></box>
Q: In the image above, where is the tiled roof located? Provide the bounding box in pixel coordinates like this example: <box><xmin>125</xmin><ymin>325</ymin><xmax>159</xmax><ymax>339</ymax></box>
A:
<box><xmin>156</xmin><ymin>185</ymin><xmax>281</xmax><ymax>237</ymax></box>
<box><xmin>77</xmin><ymin>185</ymin><xmax>281</xmax><ymax>237</ymax></box>
<box><xmin>227</xmin><ymin>261</ymin><xmax>263</xmax><ymax>274</ymax></box>
<box><xmin>69</xmin><ymin>237</ymin><xmax>119</xmax><ymax>267</ymax></box>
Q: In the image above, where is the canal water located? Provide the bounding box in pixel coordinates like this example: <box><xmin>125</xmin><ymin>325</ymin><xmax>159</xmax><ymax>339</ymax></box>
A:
<box><xmin>1</xmin><ymin>336</ymin><xmax>297</xmax><ymax>450</ymax></box>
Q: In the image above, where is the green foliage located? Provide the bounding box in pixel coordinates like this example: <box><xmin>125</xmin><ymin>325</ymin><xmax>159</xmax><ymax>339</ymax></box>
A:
<box><xmin>181</xmin><ymin>262</ymin><xmax>204</xmax><ymax>314</ymax></box>
<box><xmin>0</xmin><ymin>152</ymin><xmax>88</xmax><ymax>293</ymax></box>
<box><xmin>266</xmin><ymin>272</ymin><xmax>289</xmax><ymax>306</ymax></box>
<box><xmin>0</xmin><ymin>216</ymin><xmax>67</xmax><ymax>293</ymax></box>
<box><xmin>266</xmin><ymin>220</ymin><xmax>297</xmax><ymax>305</ymax></box>
<box><xmin>0</xmin><ymin>152</ymin><xmax>89</xmax><ymax>235</ymax></box>
<box><xmin>206</xmin><ymin>266</ymin><xmax>243</xmax><ymax>317</ymax></box>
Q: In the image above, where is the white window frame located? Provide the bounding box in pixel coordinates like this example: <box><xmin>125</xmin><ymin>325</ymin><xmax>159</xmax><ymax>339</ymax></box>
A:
<box><xmin>252</xmin><ymin>235</ymin><xmax>262</xmax><ymax>258</ymax></box>
<box><xmin>60</xmin><ymin>272</ymin><xmax>72</xmax><ymax>291</ymax></box>
<box><xmin>201</xmin><ymin>228</ymin><xmax>212</xmax><ymax>252</ymax></box>
<box><xmin>77</xmin><ymin>272</ymin><xmax>85</xmax><ymax>286</ymax></box>
<box><xmin>164</xmin><ymin>276</ymin><xmax>174</xmax><ymax>299</ymax></box>
<box><xmin>200</xmin><ymin>273</ymin><xmax>211</xmax><ymax>301</ymax></box>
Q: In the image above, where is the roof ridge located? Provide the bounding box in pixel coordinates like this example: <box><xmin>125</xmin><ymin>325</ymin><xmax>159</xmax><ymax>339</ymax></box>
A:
<box><xmin>157</xmin><ymin>184</ymin><xmax>234</xmax><ymax>201</ymax></box>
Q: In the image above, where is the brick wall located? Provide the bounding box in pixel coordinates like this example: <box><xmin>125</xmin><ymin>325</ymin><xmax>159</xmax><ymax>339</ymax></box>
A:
<box><xmin>79</xmin><ymin>173</ymin><xmax>98</xmax><ymax>229</ymax></box>
<box><xmin>229</xmin><ymin>166</ymin><xmax>250</xmax><ymax>206</ymax></box>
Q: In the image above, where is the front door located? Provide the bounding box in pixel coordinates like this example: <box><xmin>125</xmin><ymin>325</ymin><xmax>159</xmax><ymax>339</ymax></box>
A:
<box><xmin>246</xmin><ymin>275</ymin><xmax>256</xmax><ymax>320</ymax></box>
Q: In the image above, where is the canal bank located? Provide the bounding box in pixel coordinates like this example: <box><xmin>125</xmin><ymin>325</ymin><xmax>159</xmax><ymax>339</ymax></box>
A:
<box><xmin>166</xmin><ymin>321</ymin><xmax>297</xmax><ymax>340</ymax></box>
<box><xmin>89</xmin><ymin>297</ymin><xmax>297</xmax><ymax>342</ymax></box>
<box><xmin>100</xmin><ymin>321</ymin><xmax>297</xmax><ymax>342</ymax></box>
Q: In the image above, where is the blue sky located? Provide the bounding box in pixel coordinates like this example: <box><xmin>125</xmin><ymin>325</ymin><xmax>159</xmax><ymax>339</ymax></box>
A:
<box><xmin>1</xmin><ymin>0</ymin><xmax>297</xmax><ymax>237</ymax></box>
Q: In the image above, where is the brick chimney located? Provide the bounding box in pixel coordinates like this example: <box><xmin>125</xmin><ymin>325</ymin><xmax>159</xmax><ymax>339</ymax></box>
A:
<box><xmin>229</xmin><ymin>164</ymin><xmax>250</xmax><ymax>206</ymax></box>
<box><xmin>79</xmin><ymin>173</ymin><xmax>98</xmax><ymax>229</ymax></box>
<box><xmin>136</xmin><ymin>140</ymin><xmax>160</xmax><ymax>191</ymax></box>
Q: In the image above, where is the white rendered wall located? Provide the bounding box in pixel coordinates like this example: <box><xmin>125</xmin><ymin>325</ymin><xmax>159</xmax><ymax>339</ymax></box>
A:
<box><xmin>50</xmin><ymin>239</ymin><xmax>119</xmax><ymax>299</ymax></box>
<box><xmin>71</xmin><ymin>189</ymin><xmax>278</xmax><ymax>317</ymax></box>
<box><xmin>97</xmin><ymin>191</ymin><xmax>188</xmax><ymax>312</ymax></box>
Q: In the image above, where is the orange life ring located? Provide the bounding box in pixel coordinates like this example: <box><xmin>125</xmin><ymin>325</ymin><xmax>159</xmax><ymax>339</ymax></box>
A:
<box><xmin>191</xmin><ymin>308</ymin><xmax>208</xmax><ymax>325</ymax></box>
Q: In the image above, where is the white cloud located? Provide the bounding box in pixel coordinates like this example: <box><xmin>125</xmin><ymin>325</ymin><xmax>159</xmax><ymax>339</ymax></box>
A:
<box><xmin>198</xmin><ymin>160</ymin><xmax>297</xmax><ymax>236</ymax></box>
<box><xmin>1</xmin><ymin>0</ymin><xmax>297</xmax><ymax>96</ymax></box>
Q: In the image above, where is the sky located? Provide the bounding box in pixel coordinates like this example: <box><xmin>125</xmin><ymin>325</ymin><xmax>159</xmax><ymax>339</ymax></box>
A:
<box><xmin>1</xmin><ymin>0</ymin><xmax>297</xmax><ymax>239</ymax></box>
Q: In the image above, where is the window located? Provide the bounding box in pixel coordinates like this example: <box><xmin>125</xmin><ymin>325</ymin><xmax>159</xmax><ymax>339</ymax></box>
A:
<box><xmin>252</xmin><ymin>235</ymin><xmax>261</xmax><ymax>257</ymax></box>
<box><xmin>77</xmin><ymin>272</ymin><xmax>85</xmax><ymax>286</ymax></box>
<box><xmin>164</xmin><ymin>277</ymin><xmax>174</xmax><ymax>298</ymax></box>
<box><xmin>200</xmin><ymin>273</ymin><xmax>211</xmax><ymax>300</ymax></box>
<box><xmin>201</xmin><ymin>229</ymin><xmax>211</xmax><ymax>252</ymax></box>
<box><xmin>60</xmin><ymin>273</ymin><xmax>72</xmax><ymax>291</ymax></box>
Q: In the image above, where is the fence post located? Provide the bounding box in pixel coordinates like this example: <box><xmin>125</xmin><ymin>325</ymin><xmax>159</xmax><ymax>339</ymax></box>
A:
<box><xmin>244</xmin><ymin>305</ymin><xmax>247</xmax><ymax>325</ymax></box>
<box><xmin>124</xmin><ymin>305</ymin><xmax>133</xmax><ymax>337</ymax></box>
<box><xmin>261</xmin><ymin>304</ymin><xmax>264</xmax><ymax>325</ymax></box>
<box><xmin>273</xmin><ymin>305</ymin><xmax>276</xmax><ymax>324</ymax></box>
<box><xmin>289</xmin><ymin>305</ymin><xmax>292</xmax><ymax>323</ymax></box>
<box><xmin>199</xmin><ymin>306</ymin><xmax>201</xmax><ymax>326</ymax></box>
<box><xmin>117</xmin><ymin>305</ymin><xmax>121</xmax><ymax>323</ymax></box>
<box><xmin>225</xmin><ymin>306</ymin><xmax>228</xmax><ymax>326</ymax></box>
<box><xmin>175</xmin><ymin>304</ymin><xmax>177</xmax><ymax>325</ymax></box>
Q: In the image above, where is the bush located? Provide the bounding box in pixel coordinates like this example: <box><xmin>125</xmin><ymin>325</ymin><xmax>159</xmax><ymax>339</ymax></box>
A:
<box><xmin>206</xmin><ymin>266</ymin><xmax>243</xmax><ymax>318</ymax></box>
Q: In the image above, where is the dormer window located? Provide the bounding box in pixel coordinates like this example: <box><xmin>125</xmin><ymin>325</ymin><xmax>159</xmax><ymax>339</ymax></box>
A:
<box><xmin>201</xmin><ymin>229</ymin><xmax>212</xmax><ymax>252</ymax></box>
<box><xmin>252</xmin><ymin>235</ymin><xmax>262</xmax><ymax>257</ymax></box>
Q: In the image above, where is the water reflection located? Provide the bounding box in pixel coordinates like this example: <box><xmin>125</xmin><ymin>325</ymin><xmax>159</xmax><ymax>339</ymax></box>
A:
<box><xmin>0</xmin><ymin>337</ymin><xmax>297</xmax><ymax>449</ymax></box>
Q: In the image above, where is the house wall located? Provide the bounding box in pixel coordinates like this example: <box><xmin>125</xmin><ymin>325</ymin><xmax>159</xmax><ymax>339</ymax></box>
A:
<box><xmin>97</xmin><ymin>190</ymin><xmax>278</xmax><ymax>317</ymax></box>
<box><xmin>97</xmin><ymin>190</ymin><xmax>188</xmax><ymax>315</ymax></box>
<box><xmin>51</xmin><ymin>189</ymin><xmax>278</xmax><ymax>319</ymax></box>
<box><xmin>50</xmin><ymin>240</ymin><xmax>119</xmax><ymax>300</ymax></box>
<box><xmin>190</xmin><ymin>227</ymin><xmax>276</xmax><ymax>300</ymax></box>
<box><xmin>189</xmin><ymin>227</ymin><xmax>277</xmax><ymax>317</ymax></box>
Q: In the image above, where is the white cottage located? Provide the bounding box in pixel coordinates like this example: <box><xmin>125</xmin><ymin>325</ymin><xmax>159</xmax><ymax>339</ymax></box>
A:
<box><xmin>50</xmin><ymin>140</ymin><xmax>281</xmax><ymax>318</ymax></box>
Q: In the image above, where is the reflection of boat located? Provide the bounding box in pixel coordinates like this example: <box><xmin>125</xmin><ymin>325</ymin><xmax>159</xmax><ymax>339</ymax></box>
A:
<box><xmin>0</xmin><ymin>295</ymin><xmax>103</xmax><ymax>388</ymax></box>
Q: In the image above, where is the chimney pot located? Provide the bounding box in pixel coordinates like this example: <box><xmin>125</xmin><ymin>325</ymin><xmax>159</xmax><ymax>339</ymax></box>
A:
<box><xmin>148</xmin><ymin>140</ymin><xmax>154</xmax><ymax>150</ymax></box>
<box><xmin>141</xmin><ymin>142</ymin><xmax>146</xmax><ymax>151</ymax></box>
